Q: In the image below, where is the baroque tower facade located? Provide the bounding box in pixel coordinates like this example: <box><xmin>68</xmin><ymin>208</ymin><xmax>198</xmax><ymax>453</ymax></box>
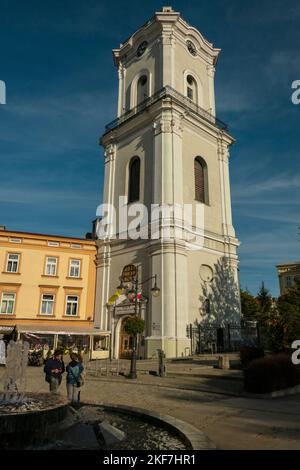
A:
<box><xmin>95</xmin><ymin>7</ymin><xmax>240</xmax><ymax>359</ymax></box>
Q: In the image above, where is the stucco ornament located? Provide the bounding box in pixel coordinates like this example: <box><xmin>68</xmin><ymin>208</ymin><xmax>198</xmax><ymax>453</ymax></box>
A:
<box><xmin>199</xmin><ymin>264</ymin><xmax>214</xmax><ymax>282</ymax></box>
<box><xmin>136</xmin><ymin>41</ymin><xmax>148</xmax><ymax>57</ymax></box>
<box><xmin>187</xmin><ymin>40</ymin><xmax>197</xmax><ymax>56</ymax></box>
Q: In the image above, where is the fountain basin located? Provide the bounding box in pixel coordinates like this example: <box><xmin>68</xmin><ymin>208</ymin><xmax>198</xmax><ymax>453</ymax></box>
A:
<box><xmin>54</xmin><ymin>405</ymin><xmax>189</xmax><ymax>450</ymax></box>
<box><xmin>41</xmin><ymin>403</ymin><xmax>215</xmax><ymax>450</ymax></box>
<box><xmin>90</xmin><ymin>404</ymin><xmax>216</xmax><ymax>450</ymax></box>
<box><xmin>0</xmin><ymin>392</ymin><xmax>69</xmax><ymax>446</ymax></box>
<box><xmin>0</xmin><ymin>399</ymin><xmax>215</xmax><ymax>450</ymax></box>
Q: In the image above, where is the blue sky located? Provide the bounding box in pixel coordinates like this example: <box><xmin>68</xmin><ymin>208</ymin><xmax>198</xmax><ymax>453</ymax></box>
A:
<box><xmin>0</xmin><ymin>0</ymin><xmax>299</xmax><ymax>296</ymax></box>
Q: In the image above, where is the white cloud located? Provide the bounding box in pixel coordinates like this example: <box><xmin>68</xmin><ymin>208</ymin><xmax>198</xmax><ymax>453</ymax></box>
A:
<box><xmin>0</xmin><ymin>186</ymin><xmax>98</xmax><ymax>207</ymax></box>
<box><xmin>232</xmin><ymin>173</ymin><xmax>300</xmax><ymax>199</ymax></box>
<box><xmin>0</xmin><ymin>89</ymin><xmax>116</xmax><ymax>160</ymax></box>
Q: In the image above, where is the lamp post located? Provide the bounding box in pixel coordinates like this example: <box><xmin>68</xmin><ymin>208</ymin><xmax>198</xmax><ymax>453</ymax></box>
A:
<box><xmin>117</xmin><ymin>274</ymin><xmax>160</xmax><ymax>379</ymax></box>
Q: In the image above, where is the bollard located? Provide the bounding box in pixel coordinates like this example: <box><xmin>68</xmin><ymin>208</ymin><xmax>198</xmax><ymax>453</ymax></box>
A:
<box><xmin>157</xmin><ymin>349</ymin><xmax>166</xmax><ymax>377</ymax></box>
<box><xmin>218</xmin><ymin>354</ymin><xmax>230</xmax><ymax>370</ymax></box>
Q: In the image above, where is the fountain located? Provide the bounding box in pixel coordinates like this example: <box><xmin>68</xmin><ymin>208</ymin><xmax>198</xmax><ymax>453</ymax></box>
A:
<box><xmin>0</xmin><ymin>341</ymin><xmax>211</xmax><ymax>450</ymax></box>
<box><xmin>0</xmin><ymin>340</ymin><xmax>68</xmax><ymax>448</ymax></box>
<box><xmin>0</xmin><ymin>340</ymin><xmax>29</xmax><ymax>405</ymax></box>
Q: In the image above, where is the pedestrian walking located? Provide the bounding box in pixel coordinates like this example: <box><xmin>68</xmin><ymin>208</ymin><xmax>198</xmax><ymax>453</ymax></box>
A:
<box><xmin>44</xmin><ymin>349</ymin><xmax>65</xmax><ymax>393</ymax></box>
<box><xmin>66</xmin><ymin>353</ymin><xmax>84</xmax><ymax>404</ymax></box>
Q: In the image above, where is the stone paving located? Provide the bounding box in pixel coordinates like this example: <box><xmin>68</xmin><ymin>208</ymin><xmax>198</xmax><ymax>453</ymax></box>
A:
<box><xmin>1</xmin><ymin>359</ymin><xmax>300</xmax><ymax>450</ymax></box>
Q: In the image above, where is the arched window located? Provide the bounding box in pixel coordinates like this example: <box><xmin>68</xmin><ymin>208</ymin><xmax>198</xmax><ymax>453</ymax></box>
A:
<box><xmin>128</xmin><ymin>157</ymin><xmax>140</xmax><ymax>203</ymax></box>
<box><xmin>186</xmin><ymin>75</ymin><xmax>197</xmax><ymax>103</ymax></box>
<box><xmin>137</xmin><ymin>75</ymin><xmax>148</xmax><ymax>105</ymax></box>
<box><xmin>194</xmin><ymin>157</ymin><xmax>208</xmax><ymax>203</ymax></box>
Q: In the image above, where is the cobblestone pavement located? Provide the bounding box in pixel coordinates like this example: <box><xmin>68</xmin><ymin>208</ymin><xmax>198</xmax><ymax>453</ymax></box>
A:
<box><xmin>1</xmin><ymin>361</ymin><xmax>300</xmax><ymax>450</ymax></box>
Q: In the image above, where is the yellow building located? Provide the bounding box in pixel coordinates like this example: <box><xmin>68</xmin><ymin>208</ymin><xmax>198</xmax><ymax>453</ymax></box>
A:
<box><xmin>0</xmin><ymin>226</ymin><xmax>109</xmax><ymax>359</ymax></box>
<box><xmin>276</xmin><ymin>261</ymin><xmax>300</xmax><ymax>296</ymax></box>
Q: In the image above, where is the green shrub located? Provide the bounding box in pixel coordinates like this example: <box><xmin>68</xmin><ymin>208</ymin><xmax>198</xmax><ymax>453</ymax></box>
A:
<box><xmin>244</xmin><ymin>353</ymin><xmax>300</xmax><ymax>393</ymax></box>
<box><xmin>124</xmin><ymin>316</ymin><xmax>145</xmax><ymax>336</ymax></box>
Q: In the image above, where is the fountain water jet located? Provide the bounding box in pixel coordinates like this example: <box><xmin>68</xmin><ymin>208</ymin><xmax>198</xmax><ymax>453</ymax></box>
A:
<box><xmin>0</xmin><ymin>340</ymin><xmax>69</xmax><ymax>448</ymax></box>
<box><xmin>0</xmin><ymin>340</ymin><xmax>29</xmax><ymax>404</ymax></box>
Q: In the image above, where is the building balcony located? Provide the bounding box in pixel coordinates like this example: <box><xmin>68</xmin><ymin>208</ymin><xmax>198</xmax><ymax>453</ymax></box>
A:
<box><xmin>104</xmin><ymin>86</ymin><xmax>228</xmax><ymax>134</ymax></box>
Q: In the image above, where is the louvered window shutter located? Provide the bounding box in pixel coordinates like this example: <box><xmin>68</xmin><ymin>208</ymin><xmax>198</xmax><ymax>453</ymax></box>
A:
<box><xmin>195</xmin><ymin>159</ymin><xmax>205</xmax><ymax>202</ymax></box>
<box><xmin>129</xmin><ymin>157</ymin><xmax>140</xmax><ymax>203</ymax></box>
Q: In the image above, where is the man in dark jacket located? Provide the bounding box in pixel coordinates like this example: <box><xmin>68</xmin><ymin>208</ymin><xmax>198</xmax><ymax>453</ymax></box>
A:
<box><xmin>44</xmin><ymin>349</ymin><xmax>65</xmax><ymax>393</ymax></box>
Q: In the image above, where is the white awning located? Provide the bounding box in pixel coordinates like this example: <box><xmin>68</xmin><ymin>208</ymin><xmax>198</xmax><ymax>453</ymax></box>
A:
<box><xmin>0</xmin><ymin>325</ymin><xmax>16</xmax><ymax>335</ymax></box>
<box><xmin>17</xmin><ymin>324</ymin><xmax>110</xmax><ymax>336</ymax></box>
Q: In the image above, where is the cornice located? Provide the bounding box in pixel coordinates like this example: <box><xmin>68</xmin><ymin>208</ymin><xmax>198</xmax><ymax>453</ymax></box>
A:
<box><xmin>147</xmin><ymin>238</ymin><xmax>187</xmax><ymax>256</ymax></box>
<box><xmin>112</xmin><ymin>17</ymin><xmax>160</xmax><ymax>66</ymax></box>
<box><xmin>98</xmin><ymin>228</ymin><xmax>240</xmax><ymax>253</ymax></box>
<box><xmin>101</xmin><ymin>90</ymin><xmax>234</xmax><ymax>146</ymax></box>
<box><xmin>112</xmin><ymin>8</ymin><xmax>220</xmax><ymax>67</ymax></box>
<box><xmin>176</xmin><ymin>17</ymin><xmax>220</xmax><ymax>65</ymax></box>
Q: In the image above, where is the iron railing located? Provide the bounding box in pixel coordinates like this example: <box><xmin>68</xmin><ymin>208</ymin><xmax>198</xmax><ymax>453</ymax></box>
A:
<box><xmin>104</xmin><ymin>86</ymin><xmax>228</xmax><ymax>133</ymax></box>
<box><xmin>186</xmin><ymin>321</ymin><xmax>261</xmax><ymax>354</ymax></box>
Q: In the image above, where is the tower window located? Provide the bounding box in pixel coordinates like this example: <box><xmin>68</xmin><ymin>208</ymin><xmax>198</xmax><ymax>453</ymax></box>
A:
<box><xmin>128</xmin><ymin>157</ymin><xmax>140</xmax><ymax>203</ymax></box>
<box><xmin>187</xmin><ymin>40</ymin><xmax>197</xmax><ymax>56</ymax></box>
<box><xmin>137</xmin><ymin>75</ymin><xmax>148</xmax><ymax>105</ymax></box>
<box><xmin>186</xmin><ymin>75</ymin><xmax>197</xmax><ymax>104</ymax></box>
<box><xmin>194</xmin><ymin>157</ymin><xmax>208</xmax><ymax>203</ymax></box>
<box><xmin>139</xmin><ymin>75</ymin><xmax>147</xmax><ymax>86</ymax></box>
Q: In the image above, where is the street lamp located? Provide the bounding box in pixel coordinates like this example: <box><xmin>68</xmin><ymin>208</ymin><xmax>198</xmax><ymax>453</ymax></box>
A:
<box><xmin>118</xmin><ymin>273</ymin><xmax>160</xmax><ymax>379</ymax></box>
<box><xmin>150</xmin><ymin>275</ymin><xmax>160</xmax><ymax>298</ymax></box>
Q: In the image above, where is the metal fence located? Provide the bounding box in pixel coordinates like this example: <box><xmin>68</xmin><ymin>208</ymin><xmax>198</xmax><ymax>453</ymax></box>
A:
<box><xmin>186</xmin><ymin>321</ymin><xmax>262</xmax><ymax>355</ymax></box>
<box><xmin>104</xmin><ymin>86</ymin><xmax>228</xmax><ymax>134</ymax></box>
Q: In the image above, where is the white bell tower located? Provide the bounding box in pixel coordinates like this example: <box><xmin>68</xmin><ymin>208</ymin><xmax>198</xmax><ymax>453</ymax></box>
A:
<box><xmin>95</xmin><ymin>6</ymin><xmax>240</xmax><ymax>359</ymax></box>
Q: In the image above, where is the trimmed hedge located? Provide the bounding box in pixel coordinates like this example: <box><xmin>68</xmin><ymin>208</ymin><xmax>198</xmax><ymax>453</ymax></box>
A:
<box><xmin>244</xmin><ymin>353</ymin><xmax>300</xmax><ymax>394</ymax></box>
<box><xmin>240</xmin><ymin>346</ymin><xmax>264</xmax><ymax>368</ymax></box>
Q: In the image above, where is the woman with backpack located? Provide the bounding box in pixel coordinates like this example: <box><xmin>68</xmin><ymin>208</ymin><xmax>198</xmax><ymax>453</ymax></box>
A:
<box><xmin>66</xmin><ymin>352</ymin><xmax>84</xmax><ymax>404</ymax></box>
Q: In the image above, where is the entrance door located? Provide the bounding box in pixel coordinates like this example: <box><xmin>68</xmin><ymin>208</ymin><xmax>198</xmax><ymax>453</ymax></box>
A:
<box><xmin>119</xmin><ymin>318</ymin><xmax>134</xmax><ymax>359</ymax></box>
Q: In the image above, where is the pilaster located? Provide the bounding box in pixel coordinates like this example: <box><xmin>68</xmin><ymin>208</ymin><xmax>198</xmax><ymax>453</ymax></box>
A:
<box><xmin>152</xmin><ymin>110</ymin><xmax>184</xmax><ymax>206</ymax></box>
<box><xmin>161</xmin><ymin>28</ymin><xmax>176</xmax><ymax>88</ymax></box>
<box><xmin>117</xmin><ymin>63</ymin><xmax>126</xmax><ymax>117</ymax></box>
<box><xmin>94</xmin><ymin>241</ymin><xmax>111</xmax><ymax>330</ymax></box>
<box><xmin>147</xmin><ymin>239</ymin><xmax>189</xmax><ymax>357</ymax></box>
<box><xmin>217</xmin><ymin>137</ymin><xmax>236</xmax><ymax>240</ymax></box>
<box><xmin>207</xmin><ymin>64</ymin><xmax>216</xmax><ymax>116</ymax></box>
